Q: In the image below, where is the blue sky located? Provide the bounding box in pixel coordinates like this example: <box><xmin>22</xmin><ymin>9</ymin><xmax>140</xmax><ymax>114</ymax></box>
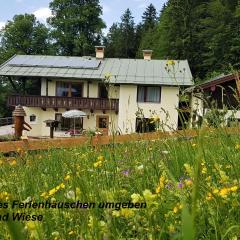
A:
<box><xmin>0</xmin><ymin>0</ymin><xmax>167</xmax><ymax>33</ymax></box>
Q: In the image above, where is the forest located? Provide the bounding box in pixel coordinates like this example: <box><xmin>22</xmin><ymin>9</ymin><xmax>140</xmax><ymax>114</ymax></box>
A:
<box><xmin>0</xmin><ymin>0</ymin><xmax>239</xmax><ymax>117</ymax></box>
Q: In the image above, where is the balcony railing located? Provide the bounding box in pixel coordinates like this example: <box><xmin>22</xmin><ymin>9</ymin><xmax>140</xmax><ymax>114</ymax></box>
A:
<box><xmin>0</xmin><ymin>117</ymin><xmax>14</xmax><ymax>127</ymax></box>
<box><xmin>7</xmin><ymin>95</ymin><xmax>119</xmax><ymax>111</ymax></box>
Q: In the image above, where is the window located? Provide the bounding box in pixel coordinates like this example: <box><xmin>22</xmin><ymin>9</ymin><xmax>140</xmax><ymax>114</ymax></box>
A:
<box><xmin>137</xmin><ymin>86</ymin><xmax>161</xmax><ymax>103</ymax></box>
<box><xmin>29</xmin><ymin>114</ymin><xmax>36</xmax><ymax>122</ymax></box>
<box><xmin>99</xmin><ymin>83</ymin><xmax>108</xmax><ymax>98</ymax></box>
<box><xmin>97</xmin><ymin>116</ymin><xmax>109</xmax><ymax>129</ymax></box>
<box><xmin>56</xmin><ymin>82</ymin><xmax>83</xmax><ymax>97</ymax></box>
<box><xmin>55</xmin><ymin>113</ymin><xmax>83</xmax><ymax>131</ymax></box>
<box><xmin>136</xmin><ymin>118</ymin><xmax>156</xmax><ymax>133</ymax></box>
<box><xmin>71</xmin><ymin>83</ymin><xmax>83</xmax><ymax>97</ymax></box>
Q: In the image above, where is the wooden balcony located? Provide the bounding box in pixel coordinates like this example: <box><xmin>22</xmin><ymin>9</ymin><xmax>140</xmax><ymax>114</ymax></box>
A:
<box><xmin>7</xmin><ymin>95</ymin><xmax>119</xmax><ymax>112</ymax></box>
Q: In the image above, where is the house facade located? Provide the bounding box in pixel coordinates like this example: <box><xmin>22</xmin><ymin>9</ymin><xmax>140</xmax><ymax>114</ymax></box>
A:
<box><xmin>0</xmin><ymin>48</ymin><xmax>193</xmax><ymax>137</ymax></box>
<box><xmin>188</xmin><ymin>73</ymin><xmax>240</xmax><ymax>127</ymax></box>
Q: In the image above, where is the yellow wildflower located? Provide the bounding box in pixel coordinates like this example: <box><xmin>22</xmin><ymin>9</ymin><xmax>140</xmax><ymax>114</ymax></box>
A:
<box><xmin>131</xmin><ymin>193</ymin><xmax>142</xmax><ymax>203</ymax></box>
<box><xmin>173</xmin><ymin>206</ymin><xmax>178</xmax><ymax>214</ymax></box>
<box><xmin>150</xmin><ymin>116</ymin><xmax>160</xmax><ymax>124</ymax></box>
<box><xmin>97</xmin><ymin>155</ymin><xmax>104</xmax><ymax>161</ymax></box>
<box><xmin>60</xmin><ymin>183</ymin><xmax>65</xmax><ymax>189</ymax></box>
<box><xmin>112</xmin><ymin>210</ymin><xmax>120</xmax><ymax>217</ymax></box>
<box><xmin>168</xmin><ymin>224</ymin><xmax>175</xmax><ymax>233</ymax></box>
<box><xmin>219</xmin><ymin>188</ymin><xmax>230</xmax><ymax>198</ymax></box>
<box><xmin>68</xmin><ymin>231</ymin><xmax>74</xmax><ymax>235</ymax></box>
<box><xmin>10</xmin><ymin>160</ymin><xmax>17</xmax><ymax>166</ymax></box>
<box><xmin>201</xmin><ymin>167</ymin><xmax>207</xmax><ymax>174</ymax></box>
<box><xmin>213</xmin><ymin>189</ymin><xmax>219</xmax><ymax>194</ymax></box>
<box><xmin>184</xmin><ymin>163</ymin><xmax>193</xmax><ymax>176</ymax></box>
<box><xmin>192</xmin><ymin>143</ymin><xmax>197</xmax><ymax>147</ymax></box>
<box><xmin>104</xmin><ymin>72</ymin><xmax>112</xmax><ymax>80</ymax></box>
<box><xmin>143</xmin><ymin>189</ymin><xmax>157</xmax><ymax>202</ymax></box>
<box><xmin>26</xmin><ymin>221</ymin><xmax>36</xmax><ymax>231</ymax></box>
<box><xmin>120</xmin><ymin>208</ymin><xmax>135</xmax><ymax>218</ymax></box>
<box><xmin>167</xmin><ymin>60</ymin><xmax>175</xmax><ymax>66</ymax></box>
<box><xmin>184</xmin><ymin>179</ymin><xmax>193</xmax><ymax>187</ymax></box>
<box><xmin>205</xmin><ymin>176</ymin><xmax>211</xmax><ymax>181</ymax></box>
<box><xmin>230</xmin><ymin>186</ymin><xmax>238</xmax><ymax>192</ymax></box>
<box><xmin>93</xmin><ymin>160</ymin><xmax>102</xmax><ymax>168</ymax></box>
<box><xmin>88</xmin><ymin>216</ymin><xmax>94</xmax><ymax>228</ymax></box>
<box><xmin>206</xmin><ymin>192</ymin><xmax>213</xmax><ymax>201</ymax></box>
<box><xmin>64</xmin><ymin>175</ymin><xmax>71</xmax><ymax>181</ymax></box>
<box><xmin>155</xmin><ymin>186</ymin><xmax>161</xmax><ymax>194</ymax></box>
<box><xmin>0</xmin><ymin>192</ymin><xmax>10</xmax><ymax>201</ymax></box>
<box><xmin>156</xmin><ymin>175</ymin><xmax>166</xmax><ymax>193</ymax></box>
<box><xmin>173</xmin><ymin>203</ymin><xmax>182</xmax><ymax>214</ymax></box>
<box><xmin>48</xmin><ymin>188</ymin><xmax>57</xmax><ymax>196</ymax></box>
<box><xmin>219</xmin><ymin>170</ymin><xmax>229</xmax><ymax>183</ymax></box>
<box><xmin>40</xmin><ymin>192</ymin><xmax>48</xmax><ymax>198</ymax></box>
<box><xmin>235</xmin><ymin>144</ymin><xmax>240</xmax><ymax>150</ymax></box>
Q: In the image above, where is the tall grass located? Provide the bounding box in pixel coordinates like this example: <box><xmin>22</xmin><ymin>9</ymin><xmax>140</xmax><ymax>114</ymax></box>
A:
<box><xmin>0</xmin><ymin>126</ymin><xmax>239</xmax><ymax>239</ymax></box>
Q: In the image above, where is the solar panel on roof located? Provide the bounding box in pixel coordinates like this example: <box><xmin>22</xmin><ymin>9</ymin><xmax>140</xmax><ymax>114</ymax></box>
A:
<box><xmin>7</xmin><ymin>56</ymin><xmax>101</xmax><ymax>69</ymax></box>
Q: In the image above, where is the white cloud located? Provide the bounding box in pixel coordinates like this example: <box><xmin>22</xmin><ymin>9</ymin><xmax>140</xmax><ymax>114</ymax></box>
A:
<box><xmin>16</xmin><ymin>0</ymin><xmax>23</xmax><ymax>3</ymax></box>
<box><xmin>33</xmin><ymin>7</ymin><xmax>52</xmax><ymax>22</ymax></box>
<box><xmin>0</xmin><ymin>22</ymin><xmax>6</xmax><ymax>30</ymax></box>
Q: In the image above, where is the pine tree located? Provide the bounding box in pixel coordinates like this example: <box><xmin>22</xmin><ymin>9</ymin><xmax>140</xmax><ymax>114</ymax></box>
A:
<box><xmin>105</xmin><ymin>9</ymin><xmax>136</xmax><ymax>58</ymax></box>
<box><xmin>119</xmin><ymin>8</ymin><xmax>136</xmax><ymax>58</ymax></box>
<box><xmin>142</xmin><ymin>4</ymin><xmax>158</xmax><ymax>30</ymax></box>
<box><xmin>136</xmin><ymin>4</ymin><xmax>158</xmax><ymax>58</ymax></box>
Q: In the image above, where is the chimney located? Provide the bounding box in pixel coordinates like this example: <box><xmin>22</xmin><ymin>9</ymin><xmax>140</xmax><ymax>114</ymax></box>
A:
<box><xmin>95</xmin><ymin>46</ymin><xmax>105</xmax><ymax>59</ymax></box>
<box><xmin>142</xmin><ymin>50</ymin><xmax>153</xmax><ymax>60</ymax></box>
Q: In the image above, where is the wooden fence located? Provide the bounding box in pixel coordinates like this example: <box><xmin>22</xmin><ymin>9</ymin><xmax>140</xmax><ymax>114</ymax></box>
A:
<box><xmin>0</xmin><ymin>128</ymin><xmax>238</xmax><ymax>153</ymax></box>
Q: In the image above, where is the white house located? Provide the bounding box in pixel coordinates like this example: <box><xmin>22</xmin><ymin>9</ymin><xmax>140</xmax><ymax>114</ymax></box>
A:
<box><xmin>0</xmin><ymin>47</ymin><xmax>193</xmax><ymax>137</ymax></box>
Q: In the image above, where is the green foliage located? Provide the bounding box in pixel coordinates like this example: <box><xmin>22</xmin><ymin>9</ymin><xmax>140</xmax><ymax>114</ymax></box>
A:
<box><xmin>204</xmin><ymin>108</ymin><xmax>228</xmax><ymax>127</ymax></box>
<box><xmin>0</xmin><ymin>14</ymin><xmax>51</xmax><ymax>62</ymax></box>
<box><xmin>105</xmin><ymin>9</ymin><xmax>136</xmax><ymax>58</ymax></box>
<box><xmin>47</xmin><ymin>0</ymin><xmax>106</xmax><ymax>56</ymax></box>
<box><xmin>144</xmin><ymin>0</ymin><xmax>240</xmax><ymax>79</ymax></box>
<box><xmin>141</xmin><ymin>3</ymin><xmax>158</xmax><ymax>31</ymax></box>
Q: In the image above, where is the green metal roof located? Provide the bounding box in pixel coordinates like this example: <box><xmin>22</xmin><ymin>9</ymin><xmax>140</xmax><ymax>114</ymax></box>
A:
<box><xmin>0</xmin><ymin>55</ymin><xmax>193</xmax><ymax>86</ymax></box>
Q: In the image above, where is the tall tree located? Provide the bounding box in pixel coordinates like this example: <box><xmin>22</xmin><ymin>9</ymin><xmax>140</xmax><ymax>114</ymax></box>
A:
<box><xmin>104</xmin><ymin>23</ymin><xmax>122</xmax><ymax>57</ymax></box>
<box><xmin>48</xmin><ymin>0</ymin><xmax>106</xmax><ymax>56</ymax></box>
<box><xmin>105</xmin><ymin>9</ymin><xmax>136</xmax><ymax>58</ymax></box>
<box><xmin>0</xmin><ymin>14</ymin><xmax>50</xmax><ymax>117</ymax></box>
<box><xmin>0</xmin><ymin>14</ymin><xmax>50</xmax><ymax>62</ymax></box>
<box><xmin>142</xmin><ymin>3</ymin><xmax>158</xmax><ymax>30</ymax></box>
<box><xmin>119</xmin><ymin>9</ymin><xmax>136</xmax><ymax>58</ymax></box>
<box><xmin>136</xmin><ymin>4</ymin><xmax>158</xmax><ymax>58</ymax></box>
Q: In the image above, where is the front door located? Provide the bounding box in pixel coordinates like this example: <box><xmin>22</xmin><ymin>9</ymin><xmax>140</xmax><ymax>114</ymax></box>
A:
<box><xmin>96</xmin><ymin>115</ymin><xmax>109</xmax><ymax>135</ymax></box>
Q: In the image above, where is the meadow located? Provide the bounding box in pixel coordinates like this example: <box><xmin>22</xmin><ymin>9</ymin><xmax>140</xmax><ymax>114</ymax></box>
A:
<box><xmin>0</xmin><ymin>127</ymin><xmax>239</xmax><ymax>240</ymax></box>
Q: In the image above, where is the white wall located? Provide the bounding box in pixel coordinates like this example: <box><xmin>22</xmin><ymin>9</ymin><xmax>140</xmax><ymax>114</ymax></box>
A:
<box><xmin>23</xmin><ymin>107</ymin><xmax>118</xmax><ymax>137</ymax></box>
<box><xmin>26</xmin><ymin>79</ymin><xmax>180</xmax><ymax>136</ymax></box>
<box><xmin>118</xmin><ymin>85</ymin><xmax>179</xmax><ymax>134</ymax></box>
